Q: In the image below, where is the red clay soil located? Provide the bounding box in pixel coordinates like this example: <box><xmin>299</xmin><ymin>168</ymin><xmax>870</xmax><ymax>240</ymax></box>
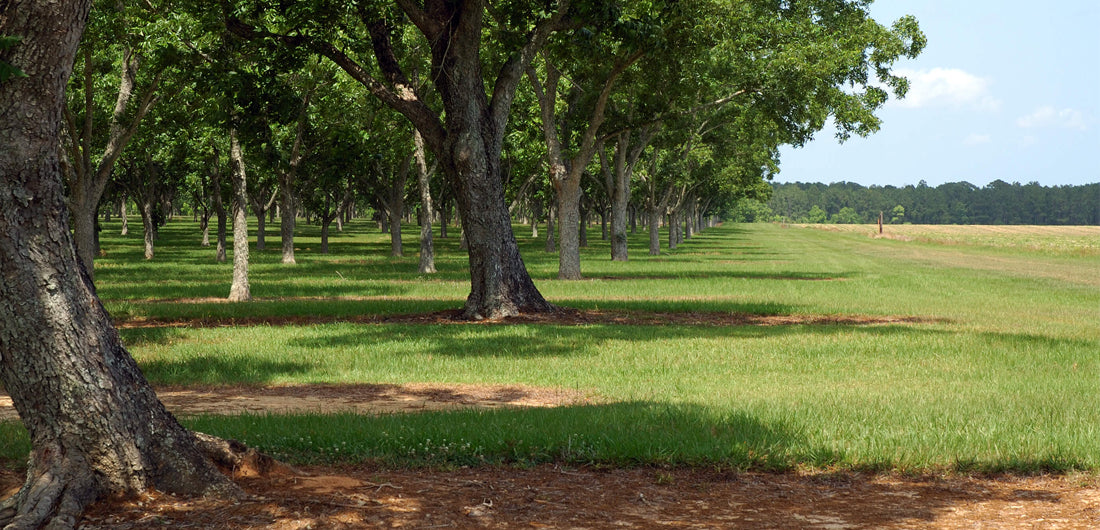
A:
<box><xmin>1</xmin><ymin>464</ymin><xmax>1094</xmax><ymax>529</ymax></box>
<box><xmin>115</xmin><ymin>307</ymin><xmax>942</xmax><ymax>330</ymax></box>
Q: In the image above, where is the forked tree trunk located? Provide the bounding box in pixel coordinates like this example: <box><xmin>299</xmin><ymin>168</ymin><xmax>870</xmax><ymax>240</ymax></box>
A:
<box><xmin>0</xmin><ymin>2</ymin><xmax>252</xmax><ymax>527</ymax></box>
<box><xmin>227</xmin><ymin>128</ymin><xmax>251</xmax><ymax>302</ymax></box>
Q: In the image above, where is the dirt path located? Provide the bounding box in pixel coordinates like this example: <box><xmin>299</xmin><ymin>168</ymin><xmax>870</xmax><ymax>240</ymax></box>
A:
<box><xmin>2</xmin><ymin>383</ymin><xmax>1097</xmax><ymax>528</ymax></box>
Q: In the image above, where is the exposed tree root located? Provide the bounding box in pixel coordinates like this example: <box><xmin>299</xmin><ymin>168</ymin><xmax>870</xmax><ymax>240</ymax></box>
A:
<box><xmin>0</xmin><ymin>456</ymin><xmax>97</xmax><ymax>530</ymax></box>
<box><xmin>0</xmin><ymin>433</ymin><xmax>284</xmax><ymax>530</ymax></box>
<box><xmin>192</xmin><ymin>432</ymin><xmax>295</xmax><ymax>479</ymax></box>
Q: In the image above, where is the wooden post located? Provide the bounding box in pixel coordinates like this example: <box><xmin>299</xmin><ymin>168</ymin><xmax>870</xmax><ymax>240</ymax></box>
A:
<box><xmin>878</xmin><ymin>211</ymin><xmax>883</xmax><ymax>234</ymax></box>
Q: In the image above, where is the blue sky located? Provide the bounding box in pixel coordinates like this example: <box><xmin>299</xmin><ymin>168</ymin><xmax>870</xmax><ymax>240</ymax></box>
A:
<box><xmin>774</xmin><ymin>1</ymin><xmax>1099</xmax><ymax>188</ymax></box>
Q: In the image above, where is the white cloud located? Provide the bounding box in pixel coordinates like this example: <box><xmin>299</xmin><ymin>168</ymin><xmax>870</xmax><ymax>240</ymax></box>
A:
<box><xmin>893</xmin><ymin>68</ymin><xmax>1001</xmax><ymax>111</ymax></box>
<box><xmin>1016</xmin><ymin>106</ymin><xmax>1088</xmax><ymax>130</ymax></box>
<box><xmin>963</xmin><ymin>133</ymin><xmax>991</xmax><ymax>146</ymax></box>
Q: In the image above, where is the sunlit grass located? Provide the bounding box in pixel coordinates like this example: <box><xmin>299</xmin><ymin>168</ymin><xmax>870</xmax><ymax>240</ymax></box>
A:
<box><xmin>2</xmin><ymin>219</ymin><xmax>1097</xmax><ymax>472</ymax></box>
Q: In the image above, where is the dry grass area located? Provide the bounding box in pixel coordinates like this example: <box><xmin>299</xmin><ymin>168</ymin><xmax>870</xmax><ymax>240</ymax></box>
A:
<box><xmin>796</xmin><ymin>224</ymin><xmax>1100</xmax><ymax>255</ymax></box>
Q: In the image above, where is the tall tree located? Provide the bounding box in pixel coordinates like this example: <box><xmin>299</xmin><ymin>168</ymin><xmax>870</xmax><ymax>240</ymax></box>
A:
<box><xmin>413</xmin><ymin>128</ymin><xmax>438</xmax><ymax>273</ymax></box>
<box><xmin>527</xmin><ymin>40</ymin><xmax>643</xmax><ymax>278</ymax></box>
<box><xmin>61</xmin><ymin>2</ymin><xmax>172</xmax><ymax>280</ymax></box>
<box><xmin>226</xmin><ymin>0</ymin><xmax>569</xmax><ymax>319</ymax></box>
<box><xmin>0</xmin><ymin>1</ymin><xmax>268</xmax><ymax>527</ymax></box>
<box><xmin>227</xmin><ymin>125</ymin><xmax>252</xmax><ymax>301</ymax></box>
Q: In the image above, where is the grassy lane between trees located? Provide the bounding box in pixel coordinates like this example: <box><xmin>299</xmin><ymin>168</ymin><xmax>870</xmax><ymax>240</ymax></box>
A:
<box><xmin>2</xmin><ymin>220</ymin><xmax>1097</xmax><ymax>473</ymax></box>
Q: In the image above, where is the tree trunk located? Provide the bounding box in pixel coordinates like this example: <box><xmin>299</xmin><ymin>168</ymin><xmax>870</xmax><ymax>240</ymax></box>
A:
<box><xmin>544</xmin><ymin>204</ymin><xmax>556</xmax><ymax>253</ymax></box>
<box><xmin>211</xmin><ymin>151</ymin><xmax>228</xmax><ymax>263</ymax></box>
<box><xmin>280</xmin><ymin>180</ymin><xmax>297</xmax><ymax>264</ymax></box>
<box><xmin>141</xmin><ymin>195</ymin><xmax>155</xmax><ymax>260</ymax></box>
<box><xmin>390</xmin><ymin>154</ymin><xmax>410</xmax><ymax>257</ymax></box>
<box><xmin>648</xmin><ymin>206</ymin><xmax>662</xmax><ymax>255</ymax></box>
<box><xmin>610</xmin><ymin>135</ymin><xmax>631</xmax><ymax>261</ymax></box>
<box><xmin>414</xmin><ymin>130</ymin><xmax>436</xmax><ymax>274</ymax></box>
<box><xmin>119</xmin><ymin>195</ymin><xmax>129</xmax><ymax>236</ymax></box>
<box><xmin>321</xmin><ymin>218</ymin><xmax>331</xmax><ymax>254</ymax></box>
<box><xmin>0</xmin><ymin>3</ymin><xmax>245</xmax><ymax>527</ymax></box>
<box><xmin>439</xmin><ymin>199</ymin><xmax>450</xmax><ymax>238</ymax></box>
<box><xmin>255</xmin><ymin>207</ymin><xmax>266</xmax><ymax>250</ymax></box>
<box><xmin>227</xmin><ymin>128</ymin><xmax>251</xmax><ymax>302</ymax></box>
<box><xmin>555</xmin><ymin>178</ymin><xmax>582</xmax><ymax>280</ymax></box>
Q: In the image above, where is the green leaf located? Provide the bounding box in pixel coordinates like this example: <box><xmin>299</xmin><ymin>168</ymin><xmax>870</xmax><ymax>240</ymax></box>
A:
<box><xmin>0</xmin><ymin>35</ymin><xmax>28</xmax><ymax>83</ymax></box>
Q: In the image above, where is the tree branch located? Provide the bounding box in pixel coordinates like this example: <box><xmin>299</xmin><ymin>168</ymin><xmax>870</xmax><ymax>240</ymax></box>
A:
<box><xmin>489</xmin><ymin>0</ymin><xmax>572</xmax><ymax>135</ymax></box>
<box><xmin>224</xmin><ymin>15</ymin><xmax>447</xmax><ymax>155</ymax></box>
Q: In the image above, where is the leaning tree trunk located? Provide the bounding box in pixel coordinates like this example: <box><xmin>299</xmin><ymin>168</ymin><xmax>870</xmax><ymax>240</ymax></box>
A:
<box><xmin>227</xmin><ymin>128</ymin><xmax>251</xmax><ymax>302</ymax></box>
<box><xmin>0</xmin><ymin>2</ymin><xmax>246</xmax><ymax>527</ymax></box>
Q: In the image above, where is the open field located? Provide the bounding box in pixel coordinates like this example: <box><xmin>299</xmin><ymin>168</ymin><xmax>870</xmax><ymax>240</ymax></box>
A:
<box><xmin>797</xmin><ymin>223</ymin><xmax>1100</xmax><ymax>256</ymax></box>
<box><xmin>2</xmin><ymin>221</ymin><xmax>1098</xmax><ymax>476</ymax></box>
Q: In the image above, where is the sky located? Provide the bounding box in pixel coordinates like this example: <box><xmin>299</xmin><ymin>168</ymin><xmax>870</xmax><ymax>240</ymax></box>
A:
<box><xmin>774</xmin><ymin>1</ymin><xmax>1100</xmax><ymax>188</ymax></box>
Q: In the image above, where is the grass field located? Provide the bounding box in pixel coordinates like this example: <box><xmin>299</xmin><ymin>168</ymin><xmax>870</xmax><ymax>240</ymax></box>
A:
<box><xmin>2</xmin><ymin>219</ymin><xmax>1098</xmax><ymax>473</ymax></box>
<box><xmin>798</xmin><ymin>223</ymin><xmax>1100</xmax><ymax>256</ymax></box>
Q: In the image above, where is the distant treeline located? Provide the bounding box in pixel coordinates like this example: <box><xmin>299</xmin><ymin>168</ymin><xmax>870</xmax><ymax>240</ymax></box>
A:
<box><xmin>745</xmin><ymin>180</ymin><xmax>1099</xmax><ymax>225</ymax></box>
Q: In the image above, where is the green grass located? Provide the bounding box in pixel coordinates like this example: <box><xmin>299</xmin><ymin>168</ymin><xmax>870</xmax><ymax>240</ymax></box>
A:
<box><xmin>3</xmin><ymin>218</ymin><xmax>1098</xmax><ymax>473</ymax></box>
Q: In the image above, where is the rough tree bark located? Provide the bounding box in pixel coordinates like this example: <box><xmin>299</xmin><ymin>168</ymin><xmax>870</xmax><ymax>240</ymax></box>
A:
<box><xmin>227</xmin><ymin>127</ymin><xmax>251</xmax><ymax>302</ymax></box>
<box><xmin>0</xmin><ymin>2</ymin><xmax>265</xmax><ymax>527</ymax></box>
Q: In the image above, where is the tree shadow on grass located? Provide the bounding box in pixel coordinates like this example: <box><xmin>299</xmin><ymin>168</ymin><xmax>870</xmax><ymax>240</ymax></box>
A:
<box><xmin>188</xmin><ymin>400</ymin><xmax>845</xmax><ymax>471</ymax></box>
<box><xmin>284</xmin><ymin>318</ymin><xmax>940</xmax><ymax>360</ymax></box>
<box><xmin>138</xmin><ymin>353</ymin><xmax>311</xmax><ymax>386</ymax></box>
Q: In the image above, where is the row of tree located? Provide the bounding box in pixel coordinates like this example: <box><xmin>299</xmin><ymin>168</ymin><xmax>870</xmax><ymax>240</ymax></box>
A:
<box><xmin>60</xmin><ymin>0</ymin><xmax>926</xmax><ymax>318</ymax></box>
<box><xmin>748</xmin><ymin>180</ymin><xmax>1100</xmax><ymax>225</ymax></box>
<box><xmin>1</xmin><ymin>1</ymin><xmax>927</xmax><ymax>525</ymax></box>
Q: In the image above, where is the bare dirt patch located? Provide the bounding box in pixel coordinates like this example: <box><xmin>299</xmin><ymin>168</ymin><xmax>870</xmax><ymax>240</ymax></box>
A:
<box><xmin>1</xmin><ymin>465</ymin><xmax>1094</xmax><ymax>529</ymax></box>
<box><xmin>0</xmin><ymin>383</ymin><xmax>589</xmax><ymax>423</ymax></box>
<box><xmin>115</xmin><ymin>308</ymin><xmax>939</xmax><ymax>330</ymax></box>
